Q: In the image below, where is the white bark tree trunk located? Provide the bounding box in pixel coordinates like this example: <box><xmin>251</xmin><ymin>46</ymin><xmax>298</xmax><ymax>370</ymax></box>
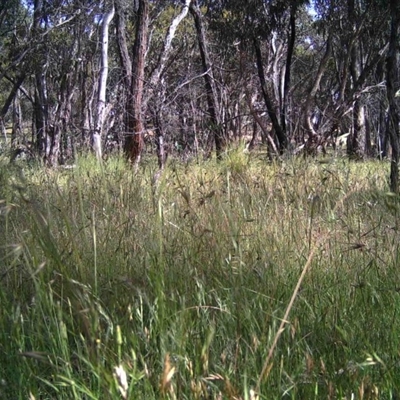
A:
<box><xmin>145</xmin><ymin>0</ymin><xmax>191</xmax><ymax>171</ymax></box>
<box><xmin>92</xmin><ymin>4</ymin><xmax>115</xmax><ymax>160</ymax></box>
<box><xmin>147</xmin><ymin>0</ymin><xmax>191</xmax><ymax>93</ymax></box>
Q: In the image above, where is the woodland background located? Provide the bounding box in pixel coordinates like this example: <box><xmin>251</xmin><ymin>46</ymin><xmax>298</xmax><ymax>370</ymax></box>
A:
<box><xmin>1</xmin><ymin>0</ymin><xmax>400</xmax><ymax>185</ymax></box>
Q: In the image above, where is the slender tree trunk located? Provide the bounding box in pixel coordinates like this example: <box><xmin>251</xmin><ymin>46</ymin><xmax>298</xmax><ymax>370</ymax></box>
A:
<box><xmin>115</xmin><ymin>0</ymin><xmax>132</xmax><ymax>149</ymax></box>
<box><xmin>364</xmin><ymin>110</ymin><xmax>372</xmax><ymax>157</ymax></box>
<box><xmin>92</xmin><ymin>5</ymin><xmax>115</xmax><ymax>160</ymax></box>
<box><xmin>48</xmin><ymin>76</ymin><xmax>75</xmax><ymax>165</ymax></box>
<box><xmin>154</xmin><ymin>111</ymin><xmax>166</xmax><ymax>171</ymax></box>
<box><xmin>115</xmin><ymin>0</ymin><xmax>132</xmax><ymax>89</ymax></box>
<box><xmin>147</xmin><ymin>0</ymin><xmax>191</xmax><ymax>98</ymax></box>
<box><xmin>144</xmin><ymin>0</ymin><xmax>191</xmax><ymax>170</ymax></box>
<box><xmin>0</xmin><ymin>74</ymin><xmax>25</xmax><ymax>122</ymax></box>
<box><xmin>304</xmin><ymin>35</ymin><xmax>332</xmax><ymax>138</ymax></box>
<box><xmin>32</xmin><ymin>0</ymin><xmax>48</xmax><ymax>157</ymax></box>
<box><xmin>387</xmin><ymin>0</ymin><xmax>400</xmax><ymax>192</ymax></box>
<box><xmin>378</xmin><ymin>104</ymin><xmax>389</xmax><ymax>159</ymax></box>
<box><xmin>245</xmin><ymin>89</ymin><xmax>279</xmax><ymax>155</ymax></box>
<box><xmin>281</xmin><ymin>3</ymin><xmax>296</xmax><ymax>137</ymax></box>
<box><xmin>348</xmin><ymin>99</ymin><xmax>365</xmax><ymax>157</ymax></box>
<box><xmin>190</xmin><ymin>0</ymin><xmax>225</xmax><ymax>159</ymax></box>
<box><xmin>376</xmin><ymin>58</ymin><xmax>388</xmax><ymax>158</ymax></box>
<box><xmin>270</xmin><ymin>32</ymin><xmax>283</xmax><ymax>116</ymax></box>
<box><xmin>347</xmin><ymin>0</ymin><xmax>364</xmax><ymax>157</ymax></box>
<box><xmin>0</xmin><ymin>74</ymin><xmax>25</xmax><ymax>148</ymax></box>
<box><xmin>253</xmin><ymin>38</ymin><xmax>287</xmax><ymax>152</ymax></box>
<box><xmin>124</xmin><ymin>0</ymin><xmax>149</xmax><ymax>165</ymax></box>
<box><xmin>34</xmin><ymin>71</ymin><xmax>49</xmax><ymax>156</ymax></box>
<box><xmin>11</xmin><ymin>89</ymin><xmax>22</xmax><ymax>147</ymax></box>
<box><xmin>82</xmin><ymin>59</ymin><xmax>96</xmax><ymax>148</ymax></box>
<box><xmin>0</xmin><ymin>118</ymin><xmax>6</xmax><ymax>144</ymax></box>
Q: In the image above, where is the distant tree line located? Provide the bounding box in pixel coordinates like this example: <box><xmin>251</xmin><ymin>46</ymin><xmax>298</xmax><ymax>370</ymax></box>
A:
<box><xmin>0</xmin><ymin>0</ymin><xmax>399</xmax><ymax>186</ymax></box>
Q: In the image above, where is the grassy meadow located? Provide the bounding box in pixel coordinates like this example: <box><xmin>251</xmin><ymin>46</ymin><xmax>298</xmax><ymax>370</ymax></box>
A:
<box><xmin>1</xmin><ymin>149</ymin><xmax>400</xmax><ymax>399</ymax></box>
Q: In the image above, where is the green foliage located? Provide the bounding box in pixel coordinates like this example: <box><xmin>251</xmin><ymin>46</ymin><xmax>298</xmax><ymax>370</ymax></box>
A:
<box><xmin>0</xmin><ymin>156</ymin><xmax>400</xmax><ymax>398</ymax></box>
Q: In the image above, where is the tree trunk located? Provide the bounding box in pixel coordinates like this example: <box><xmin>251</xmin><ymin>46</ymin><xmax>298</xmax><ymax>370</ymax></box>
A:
<box><xmin>304</xmin><ymin>35</ymin><xmax>332</xmax><ymax>138</ymax></box>
<box><xmin>244</xmin><ymin>88</ymin><xmax>279</xmax><ymax>156</ymax></box>
<box><xmin>147</xmin><ymin>0</ymin><xmax>191</xmax><ymax>98</ymax></box>
<box><xmin>387</xmin><ymin>0</ymin><xmax>400</xmax><ymax>192</ymax></box>
<box><xmin>347</xmin><ymin>0</ymin><xmax>364</xmax><ymax>158</ymax></box>
<box><xmin>92</xmin><ymin>5</ymin><xmax>115</xmax><ymax>160</ymax></box>
<box><xmin>281</xmin><ymin>4</ymin><xmax>296</xmax><ymax>137</ymax></box>
<box><xmin>0</xmin><ymin>74</ymin><xmax>25</xmax><ymax>123</ymax></box>
<box><xmin>32</xmin><ymin>0</ymin><xmax>50</xmax><ymax>158</ymax></box>
<box><xmin>144</xmin><ymin>0</ymin><xmax>191</xmax><ymax>170</ymax></box>
<box><xmin>0</xmin><ymin>119</ymin><xmax>5</xmax><ymax>144</ymax></box>
<box><xmin>46</xmin><ymin>75</ymin><xmax>72</xmax><ymax>166</ymax></box>
<box><xmin>115</xmin><ymin>0</ymin><xmax>132</xmax><ymax>89</ymax></box>
<box><xmin>34</xmin><ymin>71</ymin><xmax>49</xmax><ymax>157</ymax></box>
<box><xmin>376</xmin><ymin>57</ymin><xmax>388</xmax><ymax>159</ymax></box>
<box><xmin>124</xmin><ymin>0</ymin><xmax>149</xmax><ymax>166</ymax></box>
<box><xmin>11</xmin><ymin>89</ymin><xmax>22</xmax><ymax>147</ymax></box>
<box><xmin>115</xmin><ymin>0</ymin><xmax>132</xmax><ymax>149</ymax></box>
<box><xmin>154</xmin><ymin>111</ymin><xmax>166</xmax><ymax>171</ymax></box>
<box><xmin>80</xmin><ymin>63</ymin><xmax>94</xmax><ymax>149</ymax></box>
<box><xmin>253</xmin><ymin>38</ymin><xmax>287</xmax><ymax>152</ymax></box>
<box><xmin>0</xmin><ymin>74</ymin><xmax>25</xmax><ymax>148</ymax></box>
<box><xmin>190</xmin><ymin>0</ymin><xmax>225</xmax><ymax>159</ymax></box>
<box><xmin>347</xmin><ymin>99</ymin><xmax>365</xmax><ymax>157</ymax></box>
<box><xmin>378</xmin><ymin>103</ymin><xmax>389</xmax><ymax>159</ymax></box>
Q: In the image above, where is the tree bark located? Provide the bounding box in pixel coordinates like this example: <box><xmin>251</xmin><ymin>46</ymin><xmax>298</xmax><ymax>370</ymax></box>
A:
<box><xmin>387</xmin><ymin>0</ymin><xmax>400</xmax><ymax>192</ymax></box>
<box><xmin>0</xmin><ymin>74</ymin><xmax>25</xmax><ymax>122</ymax></box>
<box><xmin>11</xmin><ymin>89</ymin><xmax>22</xmax><ymax>147</ymax></box>
<box><xmin>32</xmin><ymin>0</ymin><xmax>50</xmax><ymax>157</ymax></box>
<box><xmin>47</xmin><ymin>73</ymin><xmax>75</xmax><ymax>166</ymax></box>
<box><xmin>347</xmin><ymin>0</ymin><xmax>364</xmax><ymax>157</ymax></box>
<box><xmin>304</xmin><ymin>35</ymin><xmax>332</xmax><ymax>138</ymax></box>
<box><xmin>0</xmin><ymin>74</ymin><xmax>25</xmax><ymax>148</ymax></box>
<box><xmin>147</xmin><ymin>0</ymin><xmax>191</xmax><ymax>98</ymax></box>
<box><xmin>281</xmin><ymin>3</ymin><xmax>296</xmax><ymax>137</ymax></box>
<box><xmin>115</xmin><ymin>0</ymin><xmax>132</xmax><ymax>150</ymax></box>
<box><xmin>254</xmin><ymin>38</ymin><xmax>287</xmax><ymax>152</ymax></box>
<box><xmin>347</xmin><ymin>99</ymin><xmax>366</xmax><ymax>157</ymax></box>
<box><xmin>92</xmin><ymin>4</ymin><xmax>115</xmax><ymax>160</ymax></box>
<box><xmin>190</xmin><ymin>0</ymin><xmax>225</xmax><ymax>159</ymax></box>
<box><xmin>145</xmin><ymin>0</ymin><xmax>191</xmax><ymax>171</ymax></box>
<box><xmin>154</xmin><ymin>111</ymin><xmax>166</xmax><ymax>171</ymax></box>
<box><xmin>124</xmin><ymin>0</ymin><xmax>149</xmax><ymax>166</ymax></box>
<box><xmin>115</xmin><ymin>0</ymin><xmax>132</xmax><ymax>89</ymax></box>
<box><xmin>34</xmin><ymin>71</ymin><xmax>49</xmax><ymax>157</ymax></box>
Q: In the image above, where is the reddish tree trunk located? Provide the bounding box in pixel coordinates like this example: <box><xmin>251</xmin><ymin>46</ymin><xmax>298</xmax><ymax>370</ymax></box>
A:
<box><xmin>124</xmin><ymin>0</ymin><xmax>149</xmax><ymax>165</ymax></box>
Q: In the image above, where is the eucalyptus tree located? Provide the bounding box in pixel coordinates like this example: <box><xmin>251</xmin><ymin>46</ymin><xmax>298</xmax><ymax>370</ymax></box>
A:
<box><xmin>123</xmin><ymin>0</ymin><xmax>149</xmax><ymax>165</ymax></box>
<box><xmin>0</xmin><ymin>0</ymin><xmax>31</xmax><ymax>145</ymax></box>
<box><xmin>1</xmin><ymin>0</ymin><xmax>396</xmax><ymax>167</ymax></box>
<box><xmin>386</xmin><ymin>0</ymin><xmax>400</xmax><ymax>192</ymax></box>
<box><xmin>206</xmin><ymin>0</ymin><xmax>314</xmax><ymax>153</ymax></box>
<box><xmin>189</xmin><ymin>0</ymin><xmax>226</xmax><ymax>158</ymax></box>
<box><xmin>146</xmin><ymin>0</ymin><xmax>192</xmax><ymax>169</ymax></box>
<box><xmin>118</xmin><ymin>0</ymin><xmax>194</xmax><ymax>166</ymax></box>
<box><xmin>303</xmin><ymin>0</ymin><xmax>389</xmax><ymax>157</ymax></box>
<box><xmin>92</xmin><ymin>2</ymin><xmax>115</xmax><ymax>160</ymax></box>
<box><xmin>0</xmin><ymin>0</ymin><xmax>104</xmax><ymax>164</ymax></box>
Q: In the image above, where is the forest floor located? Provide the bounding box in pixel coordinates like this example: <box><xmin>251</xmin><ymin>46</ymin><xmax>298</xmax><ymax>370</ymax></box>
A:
<box><xmin>1</xmin><ymin>150</ymin><xmax>400</xmax><ymax>399</ymax></box>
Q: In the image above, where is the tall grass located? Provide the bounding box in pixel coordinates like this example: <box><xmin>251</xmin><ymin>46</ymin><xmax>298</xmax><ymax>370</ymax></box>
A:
<box><xmin>1</xmin><ymin>151</ymin><xmax>400</xmax><ymax>399</ymax></box>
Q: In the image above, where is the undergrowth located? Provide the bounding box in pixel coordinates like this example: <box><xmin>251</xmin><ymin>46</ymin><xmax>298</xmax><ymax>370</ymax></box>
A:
<box><xmin>0</xmin><ymin>152</ymin><xmax>399</xmax><ymax>399</ymax></box>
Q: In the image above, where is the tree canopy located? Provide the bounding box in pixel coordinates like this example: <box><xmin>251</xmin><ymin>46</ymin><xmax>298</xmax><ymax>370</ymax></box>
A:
<box><xmin>0</xmin><ymin>0</ymin><xmax>399</xmax><ymax>186</ymax></box>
